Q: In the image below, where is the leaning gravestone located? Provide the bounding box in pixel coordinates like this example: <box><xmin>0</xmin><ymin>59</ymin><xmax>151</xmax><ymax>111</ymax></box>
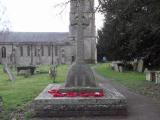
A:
<box><xmin>49</xmin><ymin>65</ymin><xmax>57</xmax><ymax>83</ymax></box>
<box><xmin>3</xmin><ymin>64</ymin><xmax>15</xmax><ymax>81</ymax></box>
<box><xmin>0</xmin><ymin>96</ymin><xmax>2</xmax><ymax>112</ymax></box>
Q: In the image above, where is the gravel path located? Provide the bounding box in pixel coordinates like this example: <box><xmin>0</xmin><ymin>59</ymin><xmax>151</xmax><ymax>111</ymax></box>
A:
<box><xmin>31</xmin><ymin>69</ymin><xmax>160</xmax><ymax>120</ymax></box>
<box><xmin>93</xmin><ymin>70</ymin><xmax>160</xmax><ymax>120</ymax></box>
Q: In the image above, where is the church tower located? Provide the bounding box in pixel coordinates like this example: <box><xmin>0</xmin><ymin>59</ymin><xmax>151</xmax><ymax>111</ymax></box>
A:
<box><xmin>69</xmin><ymin>0</ymin><xmax>97</xmax><ymax>63</ymax></box>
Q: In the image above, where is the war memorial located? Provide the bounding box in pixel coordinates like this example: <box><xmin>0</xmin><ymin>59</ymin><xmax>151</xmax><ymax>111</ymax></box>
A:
<box><xmin>33</xmin><ymin>0</ymin><xmax>127</xmax><ymax>117</ymax></box>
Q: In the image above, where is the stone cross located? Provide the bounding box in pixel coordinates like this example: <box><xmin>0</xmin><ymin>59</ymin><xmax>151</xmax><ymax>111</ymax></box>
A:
<box><xmin>64</xmin><ymin>0</ymin><xmax>98</xmax><ymax>88</ymax></box>
<box><xmin>73</xmin><ymin>0</ymin><xmax>89</xmax><ymax>64</ymax></box>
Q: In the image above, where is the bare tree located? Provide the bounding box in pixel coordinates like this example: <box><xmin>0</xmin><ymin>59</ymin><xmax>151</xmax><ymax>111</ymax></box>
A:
<box><xmin>54</xmin><ymin>0</ymin><xmax>102</xmax><ymax>15</ymax></box>
<box><xmin>0</xmin><ymin>0</ymin><xmax>11</xmax><ymax>32</ymax></box>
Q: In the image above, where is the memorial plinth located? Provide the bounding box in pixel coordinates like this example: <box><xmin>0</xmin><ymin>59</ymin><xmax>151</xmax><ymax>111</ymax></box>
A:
<box><xmin>33</xmin><ymin>84</ymin><xmax>127</xmax><ymax>117</ymax></box>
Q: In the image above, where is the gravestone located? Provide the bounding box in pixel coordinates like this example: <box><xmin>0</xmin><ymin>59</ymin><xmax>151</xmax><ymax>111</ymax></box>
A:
<box><xmin>16</xmin><ymin>66</ymin><xmax>36</xmax><ymax>75</ymax></box>
<box><xmin>0</xmin><ymin>96</ymin><xmax>2</xmax><ymax>112</ymax></box>
<box><xmin>133</xmin><ymin>59</ymin><xmax>138</xmax><ymax>71</ymax></box>
<box><xmin>18</xmin><ymin>70</ymin><xmax>31</xmax><ymax>76</ymax></box>
<box><xmin>137</xmin><ymin>59</ymin><xmax>144</xmax><ymax>72</ymax></box>
<box><xmin>146</xmin><ymin>71</ymin><xmax>160</xmax><ymax>84</ymax></box>
<box><xmin>156</xmin><ymin>72</ymin><xmax>160</xmax><ymax>84</ymax></box>
<box><xmin>119</xmin><ymin>66</ymin><xmax>123</xmax><ymax>72</ymax></box>
<box><xmin>3</xmin><ymin>64</ymin><xmax>15</xmax><ymax>81</ymax></box>
<box><xmin>112</xmin><ymin>62</ymin><xmax>119</xmax><ymax>71</ymax></box>
<box><xmin>49</xmin><ymin>65</ymin><xmax>57</xmax><ymax>83</ymax></box>
<box><xmin>112</xmin><ymin>61</ymin><xmax>123</xmax><ymax>72</ymax></box>
<box><xmin>102</xmin><ymin>56</ymin><xmax>107</xmax><ymax>62</ymax></box>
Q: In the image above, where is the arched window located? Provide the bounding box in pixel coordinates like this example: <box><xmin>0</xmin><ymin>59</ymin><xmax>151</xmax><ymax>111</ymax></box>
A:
<box><xmin>1</xmin><ymin>47</ymin><xmax>6</xmax><ymax>58</ymax></box>
<box><xmin>27</xmin><ymin>46</ymin><xmax>30</xmax><ymax>56</ymax></box>
<box><xmin>61</xmin><ymin>49</ymin><xmax>65</xmax><ymax>58</ymax></box>
<box><xmin>20</xmin><ymin>46</ymin><xmax>23</xmax><ymax>56</ymax></box>
<box><xmin>35</xmin><ymin>47</ymin><xmax>37</xmax><ymax>56</ymax></box>
<box><xmin>41</xmin><ymin>45</ymin><xmax>44</xmax><ymax>56</ymax></box>
<box><xmin>48</xmin><ymin>46</ymin><xmax>51</xmax><ymax>56</ymax></box>
<box><xmin>55</xmin><ymin>46</ymin><xmax>58</xmax><ymax>56</ymax></box>
<box><xmin>61</xmin><ymin>49</ymin><xmax>65</xmax><ymax>53</ymax></box>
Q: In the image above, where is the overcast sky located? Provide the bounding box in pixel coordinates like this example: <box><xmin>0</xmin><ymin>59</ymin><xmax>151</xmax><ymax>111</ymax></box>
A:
<box><xmin>5</xmin><ymin>0</ymin><xmax>104</xmax><ymax>32</ymax></box>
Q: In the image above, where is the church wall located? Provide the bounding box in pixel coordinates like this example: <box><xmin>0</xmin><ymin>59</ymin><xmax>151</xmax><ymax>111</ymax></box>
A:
<box><xmin>59</xmin><ymin>46</ymin><xmax>73</xmax><ymax>64</ymax></box>
<box><xmin>17</xmin><ymin>45</ymin><xmax>32</xmax><ymax>65</ymax></box>
<box><xmin>0</xmin><ymin>43</ymin><xmax>74</xmax><ymax>65</ymax></box>
<box><xmin>41</xmin><ymin>46</ymin><xmax>52</xmax><ymax>64</ymax></box>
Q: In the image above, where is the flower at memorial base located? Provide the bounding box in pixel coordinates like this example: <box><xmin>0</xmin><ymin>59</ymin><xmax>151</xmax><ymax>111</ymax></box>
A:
<box><xmin>80</xmin><ymin>92</ymin><xmax>93</xmax><ymax>97</ymax></box>
<box><xmin>62</xmin><ymin>93</ymin><xmax>67</xmax><ymax>96</ymax></box>
<box><xmin>48</xmin><ymin>89</ymin><xmax>104</xmax><ymax>97</ymax></box>
<box><xmin>48</xmin><ymin>89</ymin><xmax>59</xmax><ymax>94</ymax></box>
<box><xmin>66</xmin><ymin>92</ymin><xmax>78</xmax><ymax>97</ymax></box>
<box><xmin>94</xmin><ymin>92</ymin><xmax>104</xmax><ymax>97</ymax></box>
<box><xmin>53</xmin><ymin>92</ymin><xmax>65</xmax><ymax>97</ymax></box>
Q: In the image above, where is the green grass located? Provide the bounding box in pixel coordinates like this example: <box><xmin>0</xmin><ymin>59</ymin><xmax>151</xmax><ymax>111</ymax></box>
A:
<box><xmin>0</xmin><ymin>64</ymin><xmax>68</xmax><ymax>118</ymax></box>
<box><xmin>95</xmin><ymin>63</ymin><xmax>146</xmax><ymax>89</ymax></box>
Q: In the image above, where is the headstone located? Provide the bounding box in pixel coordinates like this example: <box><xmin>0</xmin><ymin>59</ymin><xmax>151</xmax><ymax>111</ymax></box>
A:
<box><xmin>133</xmin><ymin>59</ymin><xmax>138</xmax><ymax>71</ymax></box>
<box><xmin>145</xmin><ymin>71</ymin><xmax>160</xmax><ymax>83</ymax></box>
<box><xmin>119</xmin><ymin>66</ymin><xmax>123</xmax><ymax>72</ymax></box>
<box><xmin>146</xmin><ymin>71</ymin><xmax>152</xmax><ymax>81</ymax></box>
<box><xmin>102</xmin><ymin>56</ymin><xmax>107</xmax><ymax>62</ymax></box>
<box><xmin>0</xmin><ymin>96</ymin><xmax>2</xmax><ymax>112</ymax></box>
<box><xmin>155</xmin><ymin>72</ymin><xmax>160</xmax><ymax>84</ymax></box>
<box><xmin>19</xmin><ymin>70</ymin><xmax>31</xmax><ymax>76</ymax></box>
<box><xmin>49</xmin><ymin>65</ymin><xmax>57</xmax><ymax>83</ymax></box>
<box><xmin>114</xmin><ymin>64</ymin><xmax>119</xmax><ymax>71</ymax></box>
<box><xmin>133</xmin><ymin>62</ymin><xmax>137</xmax><ymax>71</ymax></box>
<box><xmin>3</xmin><ymin>64</ymin><xmax>15</xmax><ymax>81</ymax></box>
<box><xmin>144</xmin><ymin>68</ymin><xmax>148</xmax><ymax>73</ymax></box>
<box><xmin>112</xmin><ymin>61</ymin><xmax>122</xmax><ymax>72</ymax></box>
<box><xmin>137</xmin><ymin>59</ymin><xmax>144</xmax><ymax>72</ymax></box>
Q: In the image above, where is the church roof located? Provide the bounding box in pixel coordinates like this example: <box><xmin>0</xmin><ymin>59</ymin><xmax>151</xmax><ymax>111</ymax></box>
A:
<box><xmin>0</xmin><ymin>32</ymin><xmax>69</xmax><ymax>43</ymax></box>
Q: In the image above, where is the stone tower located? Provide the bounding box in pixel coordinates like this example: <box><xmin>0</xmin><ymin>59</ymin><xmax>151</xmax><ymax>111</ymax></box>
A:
<box><xmin>70</xmin><ymin>0</ymin><xmax>97</xmax><ymax>63</ymax></box>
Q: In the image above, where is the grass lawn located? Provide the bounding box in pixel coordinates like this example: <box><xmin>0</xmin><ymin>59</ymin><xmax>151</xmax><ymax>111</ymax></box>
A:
<box><xmin>95</xmin><ymin>63</ymin><xmax>160</xmax><ymax>104</ymax></box>
<box><xmin>95</xmin><ymin>63</ymin><xmax>146</xmax><ymax>90</ymax></box>
<box><xmin>0</xmin><ymin>64</ymin><xmax>68</xmax><ymax>119</ymax></box>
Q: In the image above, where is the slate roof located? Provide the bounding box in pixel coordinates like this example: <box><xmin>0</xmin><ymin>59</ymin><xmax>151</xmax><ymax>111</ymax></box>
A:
<box><xmin>0</xmin><ymin>32</ymin><xmax>69</xmax><ymax>43</ymax></box>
